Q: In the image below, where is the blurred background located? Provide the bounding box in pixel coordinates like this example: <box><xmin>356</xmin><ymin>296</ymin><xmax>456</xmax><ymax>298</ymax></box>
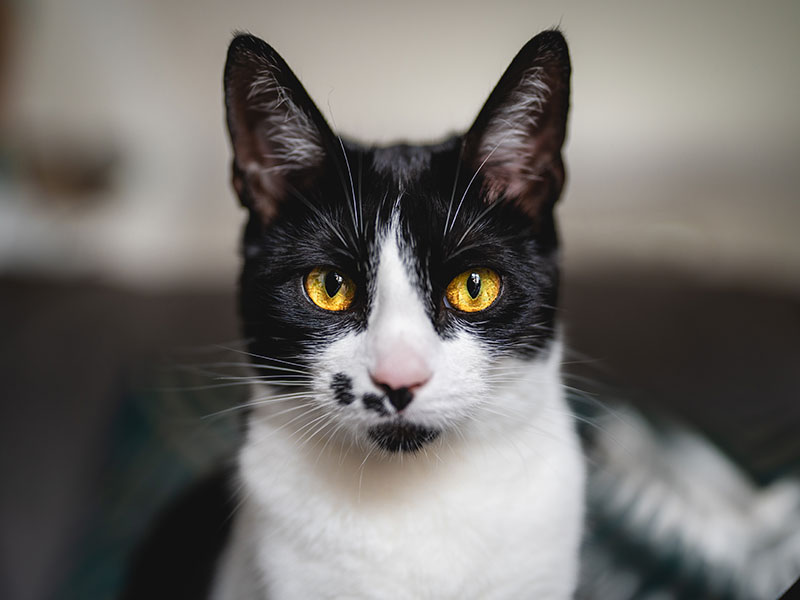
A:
<box><xmin>0</xmin><ymin>1</ymin><xmax>798</xmax><ymax>599</ymax></box>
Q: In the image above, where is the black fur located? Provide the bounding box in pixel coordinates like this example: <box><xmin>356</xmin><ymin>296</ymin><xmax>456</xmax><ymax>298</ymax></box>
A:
<box><xmin>368</xmin><ymin>421</ymin><xmax>441</xmax><ymax>453</ymax></box>
<box><xmin>121</xmin><ymin>470</ymin><xmax>235</xmax><ymax>599</ymax></box>
<box><xmin>380</xmin><ymin>385</ymin><xmax>414</xmax><ymax>412</ymax></box>
<box><xmin>330</xmin><ymin>372</ymin><xmax>355</xmax><ymax>405</ymax></box>
<box><xmin>363</xmin><ymin>392</ymin><xmax>390</xmax><ymax>416</ymax></box>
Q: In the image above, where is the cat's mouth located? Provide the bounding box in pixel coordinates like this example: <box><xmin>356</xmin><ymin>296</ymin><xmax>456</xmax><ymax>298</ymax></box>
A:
<box><xmin>367</xmin><ymin>421</ymin><xmax>440</xmax><ymax>453</ymax></box>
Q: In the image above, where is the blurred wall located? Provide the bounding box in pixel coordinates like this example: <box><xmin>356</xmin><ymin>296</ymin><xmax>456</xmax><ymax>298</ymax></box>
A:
<box><xmin>0</xmin><ymin>0</ymin><xmax>798</xmax><ymax>290</ymax></box>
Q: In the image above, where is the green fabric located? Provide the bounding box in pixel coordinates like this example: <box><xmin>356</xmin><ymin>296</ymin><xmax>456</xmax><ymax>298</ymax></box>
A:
<box><xmin>58</xmin><ymin>366</ymin><xmax>244</xmax><ymax>600</ymax></box>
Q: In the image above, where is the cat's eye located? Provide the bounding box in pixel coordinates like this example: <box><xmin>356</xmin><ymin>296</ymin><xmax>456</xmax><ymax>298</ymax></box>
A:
<box><xmin>305</xmin><ymin>267</ymin><xmax>356</xmax><ymax>311</ymax></box>
<box><xmin>445</xmin><ymin>268</ymin><xmax>501</xmax><ymax>313</ymax></box>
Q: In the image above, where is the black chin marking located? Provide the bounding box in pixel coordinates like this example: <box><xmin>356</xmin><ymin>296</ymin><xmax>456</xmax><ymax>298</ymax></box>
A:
<box><xmin>331</xmin><ymin>373</ymin><xmax>355</xmax><ymax>405</ymax></box>
<box><xmin>368</xmin><ymin>422</ymin><xmax>440</xmax><ymax>453</ymax></box>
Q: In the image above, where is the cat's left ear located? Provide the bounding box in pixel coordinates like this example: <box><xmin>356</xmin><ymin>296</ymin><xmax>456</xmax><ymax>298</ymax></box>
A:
<box><xmin>464</xmin><ymin>30</ymin><xmax>571</xmax><ymax>219</ymax></box>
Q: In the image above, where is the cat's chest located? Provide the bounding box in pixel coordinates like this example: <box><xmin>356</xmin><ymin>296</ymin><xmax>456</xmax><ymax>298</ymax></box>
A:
<box><xmin>219</xmin><ymin>402</ymin><xmax>585</xmax><ymax>600</ymax></box>
<box><xmin>254</xmin><ymin>498</ymin><xmax>576</xmax><ymax>600</ymax></box>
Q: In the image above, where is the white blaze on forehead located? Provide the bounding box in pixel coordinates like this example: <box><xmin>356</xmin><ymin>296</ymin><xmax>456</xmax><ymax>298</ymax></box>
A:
<box><xmin>366</xmin><ymin>226</ymin><xmax>438</xmax><ymax>389</ymax></box>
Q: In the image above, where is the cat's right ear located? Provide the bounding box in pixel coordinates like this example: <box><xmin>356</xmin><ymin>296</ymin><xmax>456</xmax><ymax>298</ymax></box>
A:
<box><xmin>224</xmin><ymin>34</ymin><xmax>333</xmax><ymax>224</ymax></box>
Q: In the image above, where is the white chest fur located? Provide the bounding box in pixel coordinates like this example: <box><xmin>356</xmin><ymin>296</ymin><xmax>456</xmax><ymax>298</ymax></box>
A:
<box><xmin>212</xmin><ymin>354</ymin><xmax>585</xmax><ymax>600</ymax></box>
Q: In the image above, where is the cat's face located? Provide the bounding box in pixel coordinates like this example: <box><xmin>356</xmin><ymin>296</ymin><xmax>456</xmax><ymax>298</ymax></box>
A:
<box><xmin>225</xmin><ymin>32</ymin><xmax>570</xmax><ymax>453</ymax></box>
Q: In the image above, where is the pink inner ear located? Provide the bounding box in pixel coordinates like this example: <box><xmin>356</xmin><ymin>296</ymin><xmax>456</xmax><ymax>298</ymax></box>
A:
<box><xmin>483</xmin><ymin>168</ymin><xmax>532</xmax><ymax>204</ymax></box>
<box><xmin>370</xmin><ymin>344</ymin><xmax>433</xmax><ymax>392</ymax></box>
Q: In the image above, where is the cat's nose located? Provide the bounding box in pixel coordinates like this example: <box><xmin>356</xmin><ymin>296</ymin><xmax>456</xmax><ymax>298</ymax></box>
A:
<box><xmin>369</xmin><ymin>351</ymin><xmax>432</xmax><ymax>411</ymax></box>
<box><xmin>377</xmin><ymin>385</ymin><xmax>414</xmax><ymax>412</ymax></box>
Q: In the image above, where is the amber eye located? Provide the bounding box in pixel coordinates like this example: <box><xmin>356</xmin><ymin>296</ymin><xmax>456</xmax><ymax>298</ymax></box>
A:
<box><xmin>445</xmin><ymin>268</ymin><xmax>501</xmax><ymax>313</ymax></box>
<box><xmin>305</xmin><ymin>267</ymin><xmax>356</xmax><ymax>311</ymax></box>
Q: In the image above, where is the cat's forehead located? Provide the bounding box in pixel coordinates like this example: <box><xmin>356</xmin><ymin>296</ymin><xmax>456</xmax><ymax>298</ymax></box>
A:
<box><xmin>370</xmin><ymin>144</ymin><xmax>433</xmax><ymax>186</ymax></box>
<box><xmin>367</xmin><ymin>138</ymin><xmax>460</xmax><ymax>190</ymax></box>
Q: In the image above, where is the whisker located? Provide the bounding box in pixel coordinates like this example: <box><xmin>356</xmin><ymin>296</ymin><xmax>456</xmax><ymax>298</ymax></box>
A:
<box><xmin>261</xmin><ymin>401</ymin><xmax>321</xmax><ymax>423</ymax></box>
<box><xmin>447</xmin><ymin>131</ymin><xmax>511</xmax><ymax>234</ymax></box>
<box><xmin>305</xmin><ymin>419</ymin><xmax>340</xmax><ymax>455</ymax></box>
<box><xmin>314</xmin><ymin>420</ymin><xmax>349</xmax><ymax>466</ymax></box>
<box><xmin>158</xmin><ymin>381</ymin><xmax>263</xmax><ymax>392</ymax></box>
<box><xmin>455</xmin><ymin>199</ymin><xmax>505</xmax><ymax>247</ymax></box>
<box><xmin>211</xmin><ymin>374</ymin><xmax>312</xmax><ymax>383</ymax></box>
<box><xmin>213</xmin><ymin>346</ymin><xmax>309</xmax><ymax>372</ymax></box>
<box><xmin>289</xmin><ymin>411</ymin><xmax>333</xmax><ymax>446</ymax></box>
<box><xmin>166</xmin><ymin>338</ymin><xmax>252</xmax><ymax>355</ymax></box>
<box><xmin>284</xmin><ymin>180</ymin><xmax>352</xmax><ymax>249</ymax></box>
<box><xmin>249</xmin><ymin>404</ymin><xmax>323</xmax><ymax>437</ymax></box>
<box><xmin>325</xmin><ymin>96</ymin><xmax>360</xmax><ymax>236</ymax></box>
<box><xmin>247</xmin><ymin>389</ymin><xmax>317</xmax><ymax>403</ymax></box>
<box><xmin>357</xmin><ymin>150</ymin><xmax>364</xmax><ymax>236</ymax></box>
<box><xmin>173</xmin><ymin>367</ymin><xmax>311</xmax><ymax>384</ymax></box>
<box><xmin>202</xmin><ymin>394</ymin><xmax>317</xmax><ymax>418</ymax></box>
<box><xmin>337</xmin><ymin>135</ymin><xmax>359</xmax><ymax>233</ymax></box>
<box><xmin>357</xmin><ymin>445</ymin><xmax>376</xmax><ymax>501</ymax></box>
<box><xmin>294</xmin><ymin>413</ymin><xmax>337</xmax><ymax>450</ymax></box>
<box><xmin>444</xmin><ymin>140</ymin><xmax>465</xmax><ymax>236</ymax></box>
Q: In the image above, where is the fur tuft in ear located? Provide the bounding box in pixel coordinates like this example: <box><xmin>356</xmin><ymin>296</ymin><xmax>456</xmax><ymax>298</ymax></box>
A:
<box><xmin>465</xmin><ymin>29</ymin><xmax>571</xmax><ymax>220</ymax></box>
<box><xmin>224</xmin><ymin>34</ymin><xmax>332</xmax><ymax>224</ymax></box>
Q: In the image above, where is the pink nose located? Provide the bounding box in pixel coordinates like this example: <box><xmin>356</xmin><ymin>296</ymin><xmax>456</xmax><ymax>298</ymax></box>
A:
<box><xmin>369</xmin><ymin>350</ymin><xmax>433</xmax><ymax>393</ymax></box>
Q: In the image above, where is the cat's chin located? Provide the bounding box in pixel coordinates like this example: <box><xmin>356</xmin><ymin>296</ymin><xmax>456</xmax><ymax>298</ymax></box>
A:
<box><xmin>367</xmin><ymin>421</ymin><xmax>440</xmax><ymax>453</ymax></box>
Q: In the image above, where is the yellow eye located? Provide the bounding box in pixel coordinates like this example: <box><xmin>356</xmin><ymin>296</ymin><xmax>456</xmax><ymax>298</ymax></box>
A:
<box><xmin>305</xmin><ymin>267</ymin><xmax>356</xmax><ymax>311</ymax></box>
<box><xmin>445</xmin><ymin>268</ymin><xmax>501</xmax><ymax>313</ymax></box>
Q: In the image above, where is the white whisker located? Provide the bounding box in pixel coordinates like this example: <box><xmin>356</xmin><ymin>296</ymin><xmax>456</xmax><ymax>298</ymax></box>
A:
<box><xmin>447</xmin><ymin>129</ymin><xmax>513</xmax><ymax>234</ymax></box>
<box><xmin>202</xmin><ymin>394</ymin><xmax>317</xmax><ymax>419</ymax></box>
<box><xmin>213</xmin><ymin>346</ymin><xmax>309</xmax><ymax>370</ymax></box>
<box><xmin>444</xmin><ymin>140</ymin><xmax>465</xmax><ymax>236</ymax></box>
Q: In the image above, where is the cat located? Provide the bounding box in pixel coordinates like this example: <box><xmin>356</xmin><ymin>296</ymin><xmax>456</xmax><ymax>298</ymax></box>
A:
<box><xmin>120</xmin><ymin>28</ymin><xmax>800</xmax><ymax>600</ymax></box>
<box><xmin>210</xmin><ymin>28</ymin><xmax>585</xmax><ymax>599</ymax></box>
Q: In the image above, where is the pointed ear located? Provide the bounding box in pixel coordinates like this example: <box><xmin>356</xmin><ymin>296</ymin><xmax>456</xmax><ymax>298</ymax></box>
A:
<box><xmin>464</xmin><ymin>30</ymin><xmax>571</xmax><ymax>220</ymax></box>
<box><xmin>224</xmin><ymin>34</ymin><xmax>333</xmax><ymax>224</ymax></box>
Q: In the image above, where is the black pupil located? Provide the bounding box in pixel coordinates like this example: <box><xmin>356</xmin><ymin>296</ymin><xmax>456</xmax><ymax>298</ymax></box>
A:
<box><xmin>324</xmin><ymin>271</ymin><xmax>344</xmax><ymax>297</ymax></box>
<box><xmin>466</xmin><ymin>272</ymin><xmax>481</xmax><ymax>299</ymax></box>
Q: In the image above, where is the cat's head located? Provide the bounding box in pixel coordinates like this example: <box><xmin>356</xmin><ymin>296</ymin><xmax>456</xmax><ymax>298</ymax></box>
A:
<box><xmin>224</xmin><ymin>30</ymin><xmax>570</xmax><ymax>454</ymax></box>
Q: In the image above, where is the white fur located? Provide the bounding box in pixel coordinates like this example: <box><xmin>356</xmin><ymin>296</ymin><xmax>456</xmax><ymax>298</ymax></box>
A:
<box><xmin>585</xmin><ymin>407</ymin><xmax>800</xmax><ymax>599</ymax></box>
<box><xmin>212</xmin><ymin>225</ymin><xmax>585</xmax><ymax>599</ymax></box>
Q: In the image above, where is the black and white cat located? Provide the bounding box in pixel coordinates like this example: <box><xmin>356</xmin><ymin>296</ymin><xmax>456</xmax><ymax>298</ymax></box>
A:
<box><xmin>213</xmin><ymin>29</ymin><xmax>584</xmax><ymax>599</ymax></box>
<box><xmin>122</xmin><ymin>28</ymin><xmax>800</xmax><ymax>600</ymax></box>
